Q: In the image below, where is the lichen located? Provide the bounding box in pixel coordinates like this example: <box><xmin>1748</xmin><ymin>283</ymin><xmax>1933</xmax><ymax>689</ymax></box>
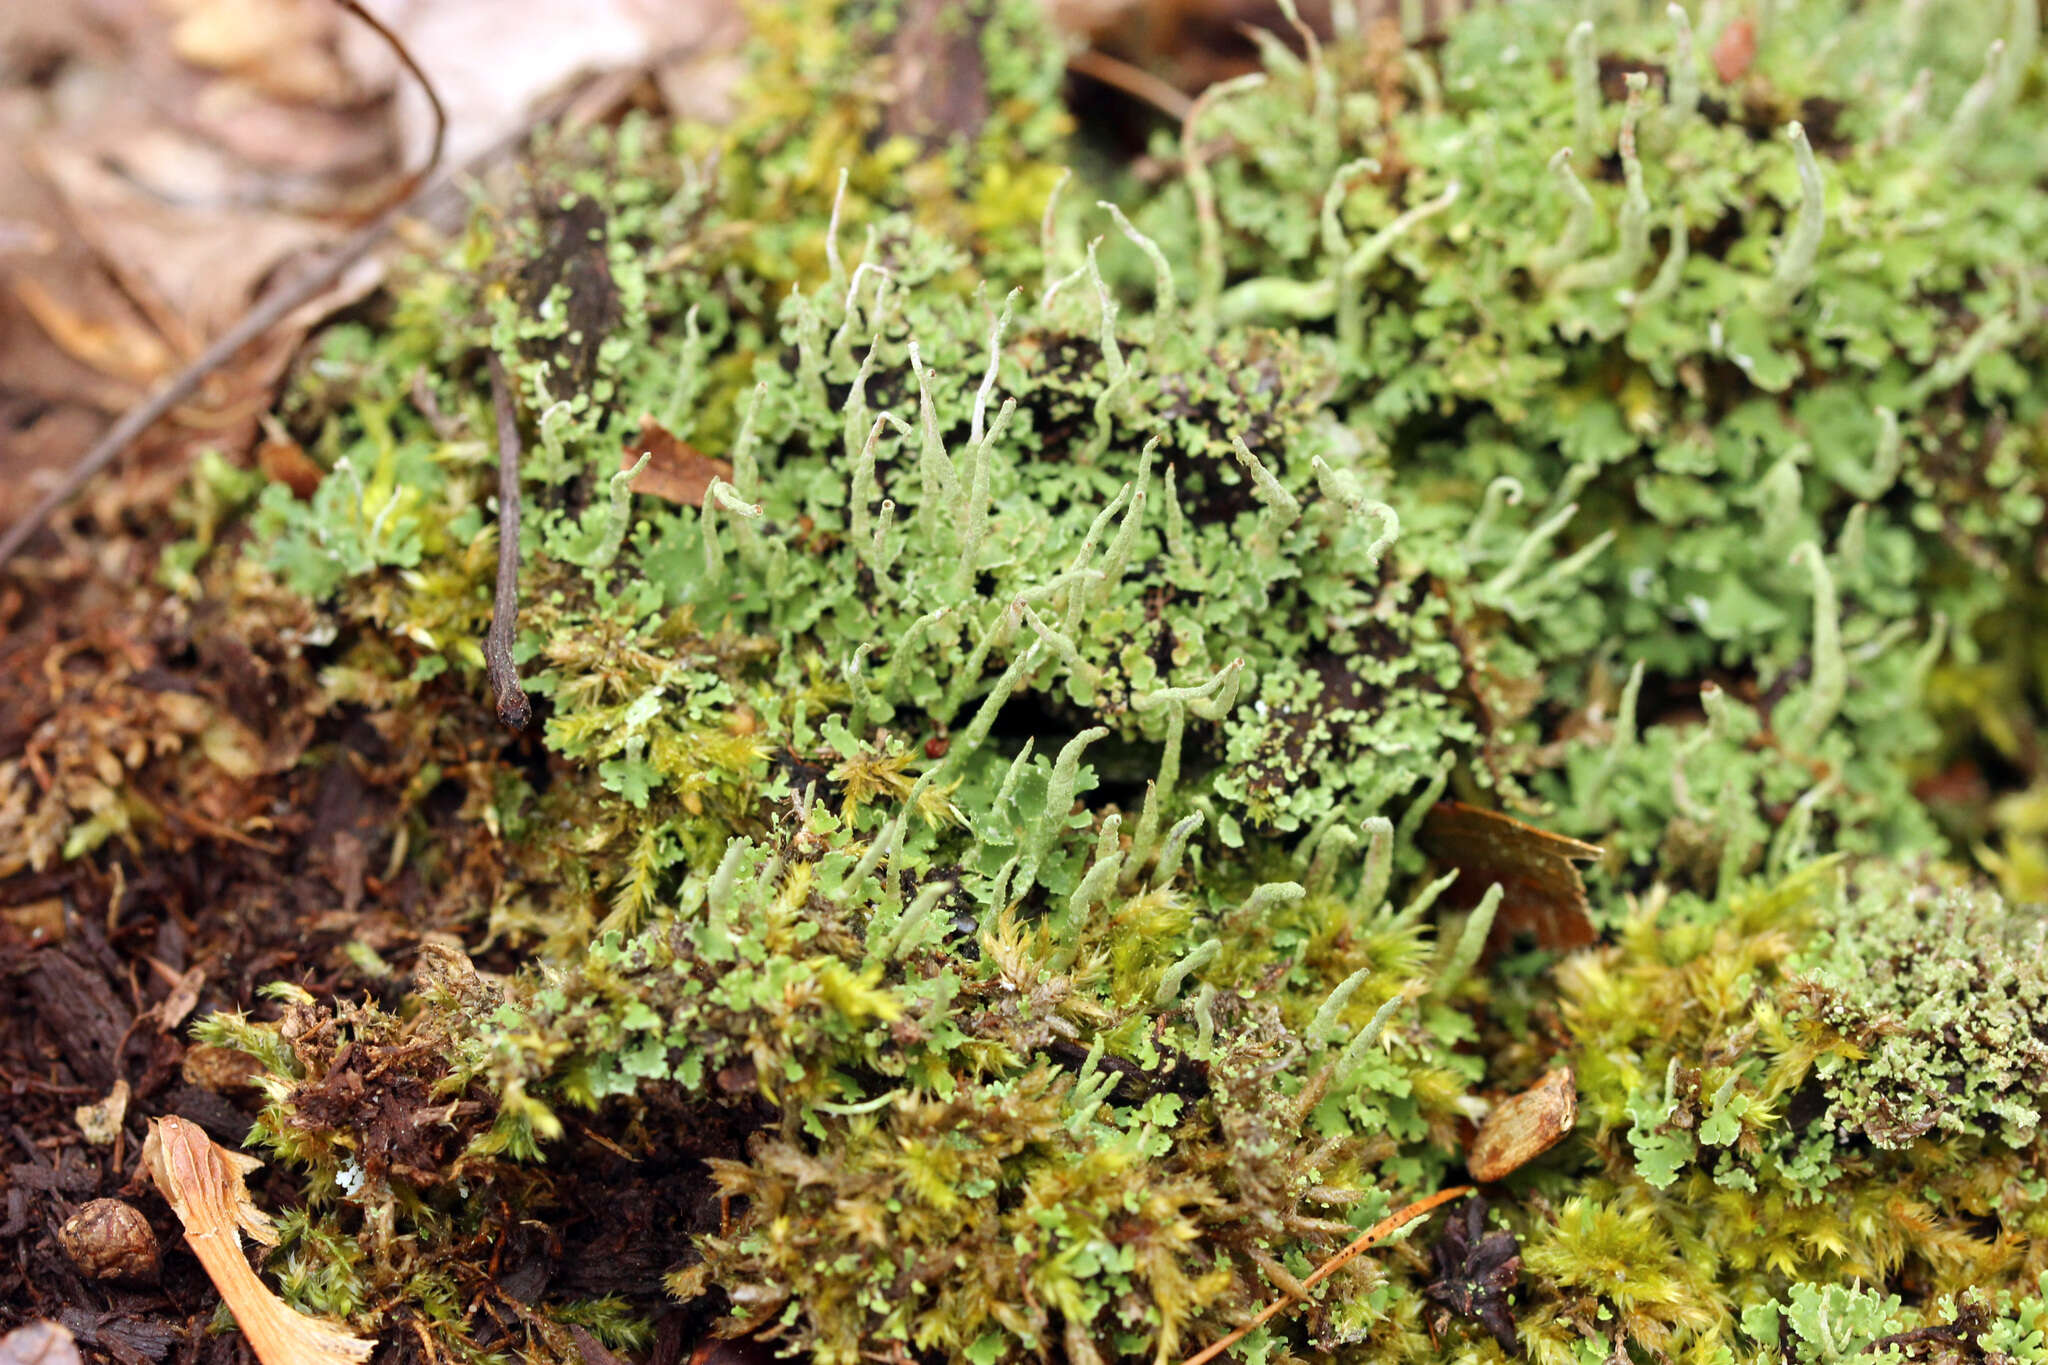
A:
<box><xmin>92</xmin><ymin>0</ymin><xmax>2048</xmax><ymax>1361</ymax></box>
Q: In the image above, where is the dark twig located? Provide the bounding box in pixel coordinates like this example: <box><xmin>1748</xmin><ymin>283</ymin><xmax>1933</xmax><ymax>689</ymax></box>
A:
<box><xmin>485</xmin><ymin>354</ymin><xmax>530</xmax><ymax>730</ymax></box>
<box><xmin>331</xmin><ymin>0</ymin><xmax>447</xmax><ymax>213</ymax></box>
<box><xmin>0</xmin><ymin>0</ymin><xmax>448</xmax><ymax>572</ymax></box>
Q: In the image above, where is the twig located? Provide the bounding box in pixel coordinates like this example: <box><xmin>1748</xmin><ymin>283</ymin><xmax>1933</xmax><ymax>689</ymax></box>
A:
<box><xmin>1067</xmin><ymin>49</ymin><xmax>1195</xmax><ymax>123</ymax></box>
<box><xmin>1178</xmin><ymin>1185</ymin><xmax>1474</xmax><ymax>1365</ymax></box>
<box><xmin>330</xmin><ymin>0</ymin><xmax>447</xmax><ymax>213</ymax></box>
<box><xmin>484</xmin><ymin>354</ymin><xmax>530</xmax><ymax>730</ymax></box>
<box><xmin>0</xmin><ymin>0</ymin><xmax>448</xmax><ymax>571</ymax></box>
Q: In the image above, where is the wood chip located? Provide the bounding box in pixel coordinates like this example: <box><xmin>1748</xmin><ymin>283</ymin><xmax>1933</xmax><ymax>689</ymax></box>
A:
<box><xmin>1417</xmin><ymin>802</ymin><xmax>1602</xmax><ymax>952</ymax></box>
<box><xmin>1467</xmin><ymin>1066</ymin><xmax>1577</xmax><ymax>1182</ymax></box>
<box><xmin>144</xmin><ymin>1117</ymin><xmax>374</xmax><ymax>1365</ymax></box>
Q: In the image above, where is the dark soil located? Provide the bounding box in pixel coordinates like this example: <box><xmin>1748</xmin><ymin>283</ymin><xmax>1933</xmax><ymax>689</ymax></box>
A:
<box><xmin>0</xmin><ymin>525</ymin><xmax>750</xmax><ymax>1363</ymax></box>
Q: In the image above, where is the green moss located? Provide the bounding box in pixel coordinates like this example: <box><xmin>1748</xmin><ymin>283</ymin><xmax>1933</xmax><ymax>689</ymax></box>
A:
<box><xmin>146</xmin><ymin>0</ymin><xmax>2048</xmax><ymax>1360</ymax></box>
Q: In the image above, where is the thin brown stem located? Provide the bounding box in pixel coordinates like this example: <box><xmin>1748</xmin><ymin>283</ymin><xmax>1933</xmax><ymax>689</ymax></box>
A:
<box><xmin>1066</xmin><ymin>49</ymin><xmax>1195</xmax><ymax>123</ymax></box>
<box><xmin>485</xmin><ymin>354</ymin><xmax>530</xmax><ymax>730</ymax></box>
<box><xmin>330</xmin><ymin>0</ymin><xmax>446</xmax><ymax>213</ymax></box>
<box><xmin>1178</xmin><ymin>1185</ymin><xmax>1474</xmax><ymax>1365</ymax></box>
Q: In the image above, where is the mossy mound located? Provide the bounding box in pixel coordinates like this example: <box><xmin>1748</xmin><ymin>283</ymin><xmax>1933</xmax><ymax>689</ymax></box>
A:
<box><xmin>105</xmin><ymin>0</ymin><xmax>2048</xmax><ymax>1361</ymax></box>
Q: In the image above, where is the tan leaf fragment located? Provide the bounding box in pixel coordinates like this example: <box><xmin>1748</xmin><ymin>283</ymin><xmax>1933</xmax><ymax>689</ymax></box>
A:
<box><xmin>1467</xmin><ymin>1066</ymin><xmax>1578</xmax><ymax>1182</ymax></box>
<box><xmin>624</xmin><ymin>416</ymin><xmax>731</xmax><ymax>507</ymax></box>
<box><xmin>144</xmin><ymin>1116</ymin><xmax>374</xmax><ymax>1365</ymax></box>
<box><xmin>74</xmin><ymin>1078</ymin><xmax>131</xmax><ymax>1145</ymax></box>
<box><xmin>9</xmin><ymin>274</ymin><xmax>176</xmax><ymax>387</ymax></box>
<box><xmin>151</xmin><ymin>962</ymin><xmax>208</xmax><ymax>1032</ymax></box>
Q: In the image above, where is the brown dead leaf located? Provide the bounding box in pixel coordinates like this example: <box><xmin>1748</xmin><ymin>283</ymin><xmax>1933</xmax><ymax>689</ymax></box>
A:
<box><xmin>1417</xmin><ymin>802</ymin><xmax>1602</xmax><ymax>952</ymax></box>
<box><xmin>144</xmin><ymin>1116</ymin><xmax>375</xmax><ymax>1365</ymax></box>
<box><xmin>1713</xmin><ymin>15</ymin><xmax>1757</xmax><ymax>84</ymax></box>
<box><xmin>625</xmin><ymin>416</ymin><xmax>730</xmax><ymax>506</ymax></box>
<box><xmin>166</xmin><ymin>0</ymin><xmax>356</xmax><ymax>106</ymax></box>
<box><xmin>8</xmin><ymin>274</ymin><xmax>176</xmax><ymax>386</ymax></box>
<box><xmin>151</xmin><ymin>961</ymin><xmax>207</xmax><ymax>1032</ymax></box>
<box><xmin>258</xmin><ymin>435</ymin><xmax>325</xmax><ymax>498</ymax></box>
<box><xmin>1467</xmin><ymin>1066</ymin><xmax>1577</xmax><ymax>1182</ymax></box>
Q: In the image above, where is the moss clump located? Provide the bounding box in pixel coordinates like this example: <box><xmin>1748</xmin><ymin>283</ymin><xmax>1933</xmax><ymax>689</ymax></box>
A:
<box><xmin>119</xmin><ymin>0</ymin><xmax>2048</xmax><ymax>1361</ymax></box>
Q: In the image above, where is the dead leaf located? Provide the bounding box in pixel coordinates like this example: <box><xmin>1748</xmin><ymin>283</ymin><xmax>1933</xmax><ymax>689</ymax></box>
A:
<box><xmin>1467</xmin><ymin>1066</ymin><xmax>1577</xmax><ymax>1182</ymax></box>
<box><xmin>151</xmin><ymin>962</ymin><xmax>207</xmax><ymax>1032</ymax></box>
<box><xmin>625</xmin><ymin>416</ymin><xmax>731</xmax><ymax>507</ymax></box>
<box><xmin>1712</xmin><ymin>15</ymin><xmax>1757</xmax><ymax>84</ymax></box>
<box><xmin>1417</xmin><ymin>802</ymin><xmax>1602</xmax><ymax>952</ymax></box>
<box><xmin>8</xmin><ymin>274</ymin><xmax>176</xmax><ymax>386</ymax></box>
<box><xmin>183</xmin><ymin>1043</ymin><xmax>264</xmax><ymax>1092</ymax></box>
<box><xmin>0</xmin><ymin>1321</ymin><xmax>83</xmax><ymax>1365</ymax></box>
<box><xmin>1</xmin><ymin>896</ymin><xmax>66</xmax><ymax>945</ymax></box>
<box><xmin>144</xmin><ymin>1116</ymin><xmax>375</xmax><ymax>1365</ymax></box>
<box><xmin>259</xmin><ymin>433</ymin><xmax>323</xmax><ymax>497</ymax></box>
<box><xmin>167</xmin><ymin>0</ymin><xmax>356</xmax><ymax>106</ymax></box>
<box><xmin>74</xmin><ymin>1077</ymin><xmax>131</xmax><ymax>1145</ymax></box>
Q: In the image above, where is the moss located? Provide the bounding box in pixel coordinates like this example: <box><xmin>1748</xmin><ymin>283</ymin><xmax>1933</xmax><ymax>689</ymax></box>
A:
<box><xmin>121</xmin><ymin>0</ymin><xmax>2048</xmax><ymax>1360</ymax></box>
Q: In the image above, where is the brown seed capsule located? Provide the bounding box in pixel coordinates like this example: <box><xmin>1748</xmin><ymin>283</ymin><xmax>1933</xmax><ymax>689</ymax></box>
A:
<box><xmin>1467</xmin><ymin>1066</ymin><xmax>1577</xmax><ymax>1183</ymax></box>
<box><xmin>59</xmin><ymin>1199</ymin><xmax>159</xmax><ymax>1281</ymax></box>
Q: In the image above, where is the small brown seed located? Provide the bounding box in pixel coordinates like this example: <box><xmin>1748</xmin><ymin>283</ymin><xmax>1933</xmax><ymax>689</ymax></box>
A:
<box><xmin>1467</xmin><ymin>1065</ymin><xmax>1577</xmax><ymax>1182</ymax></box>
<box><xmin>58</xmin><ymin>1199</ymin><xmax>159</xmax><ymax>1281</ymax></box>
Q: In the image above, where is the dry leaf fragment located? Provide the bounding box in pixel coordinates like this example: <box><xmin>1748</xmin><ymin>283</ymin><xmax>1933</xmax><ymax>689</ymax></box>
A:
<box><xmin>9</xmin><ymin>275</ymin><xmax>176</xmax><ymax>388</ymax></box>
<box><xmin>624</xmin><ymin>416</ymin><xmax>731</xmax><ymax>507</ymax></box>
<box><xmin>1713</xmin><ymin>15</ymin><xmax>1757</xmax><ymax>84</ymax></box>
<box><xmin>74</xmin><ymin>1077</ymin><xmax>131</xmax><ymax>1145</ymax></box>
<box><xmin>1417</xmin><ymin>802</ymin><xmax>1602</xmax><ymax>952</ymax></box>
<box><xmin>144</xmin><ymin>1116</ymin><xmax>374</xmax><ymax>1365</ymax></box>
<box><xmin>258</xmin><ymin>435</ymin><xmax>325</xmax><ymax>499</ymax></box>
<box><xmin>1467</xmin><ymin>1066</ymin><xmax>1578</xmax><ymax>1182</ymax></box>
<box><xmin>151</xmin><ymin>962</ymin><xmax>207</xmax><ymax>1033</ymax></box>
<box><xmin>183</xmin><ymin>1043</ymin><xmax>264</xmax><ymax>1092</ymax></box>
